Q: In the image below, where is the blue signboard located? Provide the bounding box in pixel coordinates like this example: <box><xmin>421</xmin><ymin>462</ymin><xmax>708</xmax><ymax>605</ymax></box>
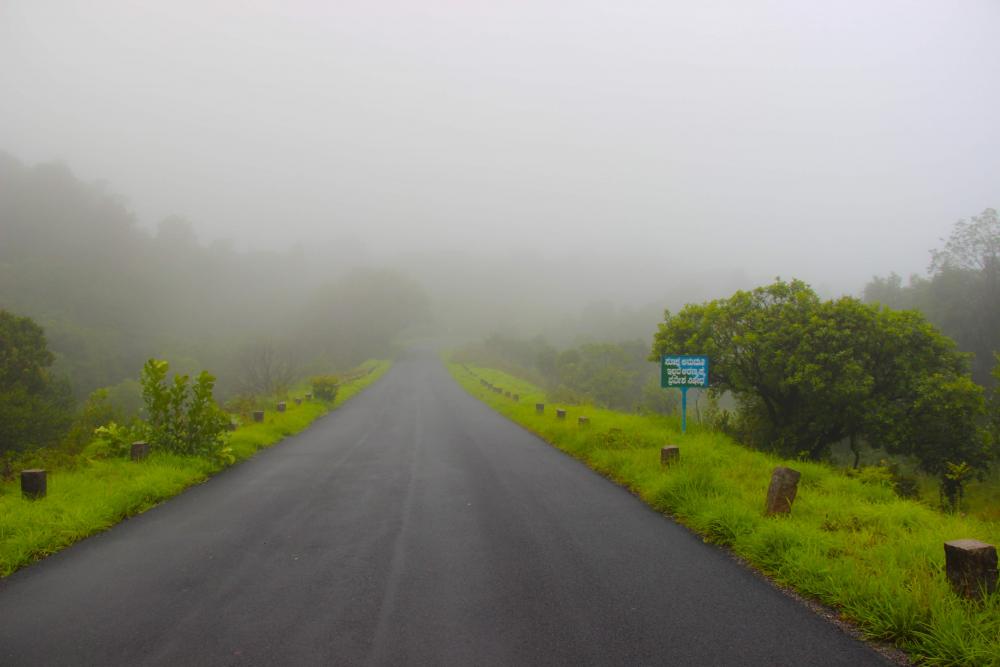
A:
<box><xmin>660</xmin><ymin>355</ymin><xmax>709</xmax><ymax>388</ymax></box>
<box><xmin>660</xmin><ymin>355</ymin><xmax>709</xmax><ymax>433</ymax></box>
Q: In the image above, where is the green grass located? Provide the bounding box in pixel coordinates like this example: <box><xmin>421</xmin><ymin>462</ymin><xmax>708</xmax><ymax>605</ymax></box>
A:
<box><xmin>932</xmin><ymin>468</ymin><xmax>1000</xmax><ymax>524</ymax></box>
<box><xmin>0</xmin><ymin>359</ymin><xmax>390</xmax><ymax>578</ymax></box>
<box><xmin>449</xmin><ymin>361</ymin><xmax>1000</xmax><ymax>666</ymax></box>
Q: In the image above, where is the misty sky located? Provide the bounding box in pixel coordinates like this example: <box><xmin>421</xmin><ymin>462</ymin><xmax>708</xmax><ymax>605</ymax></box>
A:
<box><xmin>2</xmin><ymin>1</ymin><xmax>998</xmax><ymax>297</ymax></box>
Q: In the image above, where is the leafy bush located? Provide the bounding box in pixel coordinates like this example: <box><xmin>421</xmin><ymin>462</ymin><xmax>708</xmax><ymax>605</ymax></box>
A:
<box><xmin>140</xmin><ymin>359</ymin><xmax>229</xmax><ymax>457</ymax></box>
<box><xmin>83</xmin><ymin>421</ymin><xmax>147</xmax><ymax>460</ymax></box>
<box><xmin>311</xmin><ymin>375</ymin><xmax>340</xmax><ymax>402</ymax></box>
<box><xmin>223</xmin><ymin>395</ymin><xmax>258</xmax><ymax>421</ymax></box>
<box><xmin>62</xmin><ymin>388</ymin><xmax>124</xmax><ymax>455</ymax></box>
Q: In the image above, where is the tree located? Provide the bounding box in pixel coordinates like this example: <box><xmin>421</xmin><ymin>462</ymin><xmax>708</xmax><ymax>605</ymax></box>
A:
<box><xmin>930</xmin><ymin>208</ymin><xmax>1000</xmax><ymax>277</ymax></box>
<box><xmin>866</xmin><ymin>208</ymin><xmax>1000</xmax><ymax>384</ymax></box>
<box><xmin>235</xmin><ymin>340</ymin><xmax>299</xmax><ymax>397</ymax></box>
<box><xmin>650</xmin><ymin>280</ymin><xmax>828</xmax><ymax>456</ymax></box>
<box><xmin>0</xmin><ymin>310</ymin><xmax>73</xmax><ymax>455</ymax></box>
<box><xmin>992</xmin><ymin>354</ymin><xmax>1000</xmax><ymax>450</ymax></box>
<box><xmin>553</xmin><ymin>342</ymin><xmax>647</xmax><ymax>411</ymax></box>
<box><xmin>650</xmin><ymin>280</ymin><xmax>990</xmax><ymax>490</ymax></box>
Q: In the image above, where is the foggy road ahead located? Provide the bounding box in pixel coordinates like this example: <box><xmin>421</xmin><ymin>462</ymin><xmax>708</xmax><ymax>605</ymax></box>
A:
<box><xmin>0</xmin><ymin>351</ymin><xmax>887</xmax><ymax>666</ymax></box>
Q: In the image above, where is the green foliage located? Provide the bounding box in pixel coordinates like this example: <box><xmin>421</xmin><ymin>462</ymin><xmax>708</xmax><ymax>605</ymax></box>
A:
<box><xmin>455</xmin><ymin>334</ymin><xmax>673</xmax><ymax>414</ymax></box>
<box><xmin>992</xmin><ymin>354</ymin><xmax>1000</xmax><ymax>449</ymax></box>
<box><xmin>940</xmin><ymin>461</ymin><xmax>974</xmax><ymax>512</ymax></box>
<box><xmin>450</xmin><ymin>361</ymin><xmax>1000</xmax><ymax>665</ymax></box>
<box><xmin>311</xmin><ymin>375</ymin><xmax>340</xmax><ymax>401</ymax></box>
<box><xmin>0</xmin><ymin>359</ymin><xmax>390</xmax><ymax>578</ymax></box>
<box><xmin>0</xmin><ymin>310</ymin><xmax>74</xmax><ymax>455</ymax></box>
<box><xmin>650</xmin><ymin>279</ymin><xmax>991</xmax><ymax>492</ymax></box>
<box><xmin>866</xmin><ymin>208</ymin><xmax>1000</xmax><ymax>385</ymax></box>
<box><xmin>140</xmin><ymin>359</ymin><xmax>229</xmax><ymax>457</ymax></box>
<box><xmin>62</xmin><ymin>388</ymin><xmax>124</xmax><ymax>455</ymax></box>
<box><xmin>83</xmin><ymin>421</ymin><xmax>146</xmax><ymax>460</ymax></box>
<box><xmin>102</xmin><ymin>379</ymin><xmax>144</xmax><ymax>417</ymax></box>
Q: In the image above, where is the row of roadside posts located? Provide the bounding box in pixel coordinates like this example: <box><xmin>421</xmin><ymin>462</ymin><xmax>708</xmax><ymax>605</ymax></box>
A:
<box><xmin>466</xmin><ymin>359</ymin><xmax>997</xmax><ymax>599</ymax></box>
<box><xmin>16</xmin><ymin>394</ymin><xmax>319</xmax><ymax>500</ymax></box>
<box><xmin>657</xmin><ymin>353</ymin><xmax>996</xmax><ymax>599</ymax></box>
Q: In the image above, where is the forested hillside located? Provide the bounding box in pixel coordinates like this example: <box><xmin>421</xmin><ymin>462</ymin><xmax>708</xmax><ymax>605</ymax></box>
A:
<box><xmin>0</xmin><ymin>152</ymin><xmax>428</xmax><ymax>399</ymax></box>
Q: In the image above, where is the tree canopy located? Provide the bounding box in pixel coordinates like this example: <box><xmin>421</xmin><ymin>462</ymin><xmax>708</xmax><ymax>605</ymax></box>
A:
<box><xmin>0</xmin><ymin>310</ymin><xmax>73</xmax><ymax>455</ymax></box>
<box><xmin>650</xmin><ymin>280</ymin><xmax>991</xmax><ymax>481</ymax></box>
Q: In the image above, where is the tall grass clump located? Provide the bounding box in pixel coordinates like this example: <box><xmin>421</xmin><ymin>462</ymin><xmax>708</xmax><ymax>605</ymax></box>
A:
<box><xmin>448</xmin><ymin>360</ymin><xmax>1000</xmax><ymax>666</ymax></box>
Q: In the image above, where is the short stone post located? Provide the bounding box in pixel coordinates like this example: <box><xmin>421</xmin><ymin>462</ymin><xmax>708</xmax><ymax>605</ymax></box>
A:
<box><xmin>277</xmin><ymin>402</ymin><xmax>287</xmax><ymax>413</ymax></box>
<box><xmin>556</xmin><ymin>409</ymin><xmax>566</xmax><ymax>420</ymax></box>
<box><xmin>764</xmin><ymin>466</ymin><xmax>801</xmax><ymax>515</ymax></box>
<box><xmin>294</xmin><ymin>398</ymin><xmax>302</xmax><ymax>406</ymax></box>
<box><xmin>536</xmin><ymin>403</ymin><xmax>544</xmax><ymax>414</ymax></box>
<box><xmin>253</xmin><ymin>410</ymin><xmax>265</xmax><ymax>423</ymax></box>
<box><xmin>21</xmin><ymin>469</ymin><xmax>46</xmax><ymax>500</ymax></box>
<box><xmin>944</xmin><ymin>539</ymin><xmax>998</xmax><ymax>599</ymax></box>
<box><xmin>578</xmin><ymin>416</ymin><xmax>589</xmax><ymax>427</ymax></box>
<box><xmin>305</xmin><ymin>393</ymin><xmax>313</xmax><ymax>400</ymax></box>
<box><xmin>130</xmin><ymin>441</ymin><xmax>150</xmax><ymax>461</ymax></box>
<box><xmin>660</xmin><ymin>446</ymin><xmax>680</xmax><ymax>466</ymax></box>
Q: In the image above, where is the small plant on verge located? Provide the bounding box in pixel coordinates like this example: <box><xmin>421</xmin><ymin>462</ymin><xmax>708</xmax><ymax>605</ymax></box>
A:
<box><xmin>140</xmin><ymin>359</ymin><xmax>230</xmax><ymax>458</ymax></box>
<box><xmin>311</xmin><ymin>375</ymin><xmax>340</xmax><ymax>402</ymax></box>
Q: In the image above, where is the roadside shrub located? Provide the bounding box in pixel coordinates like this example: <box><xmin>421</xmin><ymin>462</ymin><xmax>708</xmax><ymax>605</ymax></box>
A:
<box><xmin>223</xmin><ymin>394</ymin><xmax>258</xmax><ymax>421</ymax></box>
<box><xmin>311</xmin><ymin>375</ymin><xmax>340</xmax><ymax>401</ymax></box>
<box><xmin>62</xmin><ymin>388</ymin><xmax>124</xmax><ymax>455</ymax></box>
<box><xmin>843</xmin><ymin>464</ymin><xmax>894</xmax><ymax>489</ymax></box>
<box><xmin>83</xmin><ymin>421</ymin><xmax>147</xmax><ymax>460</ymax></box>
<box><xmin>140</xmin><ymin>359</ymin><xmax>229</xmax><ymax>457</ymax></box>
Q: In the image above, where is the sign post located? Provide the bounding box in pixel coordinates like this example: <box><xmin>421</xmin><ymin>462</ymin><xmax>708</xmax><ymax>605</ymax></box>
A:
<box><xmin>660</xmin><ymin>355</ymin><xmax>709</xmax><ymax>434</ymax></box>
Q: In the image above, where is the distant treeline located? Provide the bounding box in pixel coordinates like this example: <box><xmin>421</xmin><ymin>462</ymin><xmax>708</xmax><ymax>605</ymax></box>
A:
<box><xmin>0</xmin><ymin>152</ymin><xmax>429</xmax><ymax>402</ymax></box>
<box><xmin>864</xmin><ymin>208</ymin><xmax>999</xmax><ymax>386</ymax></box>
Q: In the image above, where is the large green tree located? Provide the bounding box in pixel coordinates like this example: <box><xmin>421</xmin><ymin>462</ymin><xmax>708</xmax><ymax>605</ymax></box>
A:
<box><xmin>650</xmin><ymin>280</ymin><xmax>991</xmax><ymax>484</ymax></box>
<box><xmin>0</xmin><ymin>310</ymin><xmax>73</xmax><ymax>455</ymax></box>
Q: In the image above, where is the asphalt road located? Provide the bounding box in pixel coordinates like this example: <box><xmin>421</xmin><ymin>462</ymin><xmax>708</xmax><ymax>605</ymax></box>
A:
<box><xmin>0</xmin><ymin>349</ymin><xmax>889</xmax><ymax>666</ymax></box>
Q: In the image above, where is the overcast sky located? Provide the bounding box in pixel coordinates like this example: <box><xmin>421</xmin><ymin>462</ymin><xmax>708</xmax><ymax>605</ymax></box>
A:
<box><xmin>1</xmin><ymin>0</ymin><xmax>998</xmax><ymax>297</ymax></box>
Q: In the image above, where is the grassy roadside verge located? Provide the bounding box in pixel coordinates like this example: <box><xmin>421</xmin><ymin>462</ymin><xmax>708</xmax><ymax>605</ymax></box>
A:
<box><xmin>0</xmin><ymin>360</ymin><xmax>390</xmax><ymax>578</ymax></box>
<box><xmin>448</xmin><ymin>360</ymin><xmax>1000</xmax><ymax>666</ymax></box>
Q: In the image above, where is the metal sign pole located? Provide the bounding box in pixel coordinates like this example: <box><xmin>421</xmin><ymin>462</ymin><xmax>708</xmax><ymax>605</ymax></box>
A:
<box><xmin>681</xmin><ymin>386</ymin><xmax>688</xmax><ymax>434</ymax></box>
